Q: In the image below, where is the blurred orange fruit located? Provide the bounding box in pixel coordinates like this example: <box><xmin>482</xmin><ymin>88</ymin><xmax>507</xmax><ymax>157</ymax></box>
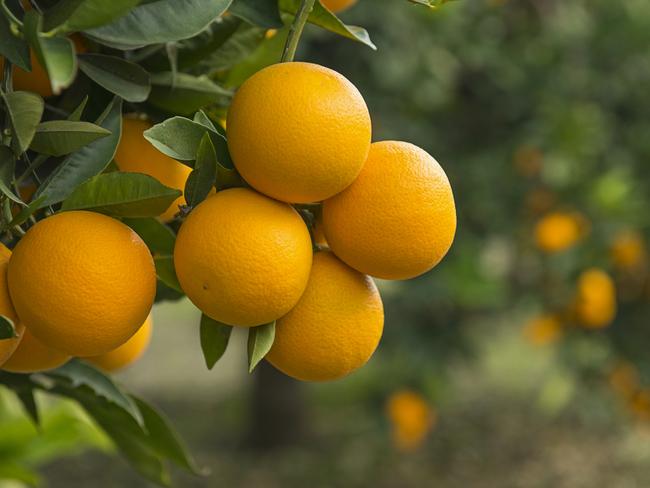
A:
<box><xmin>534</xmin><ymin>211</ymin><xmax>587</xmax><ymax>253</ymax></box>
<box><xmin>523</xmin><ymin>314</ymin><xmax>563</xmax><ymax>346</ymax></box>
<box><xmin>386</xmin><ymin>390</ymin><xmax>436</xmax><ymax>451</ymax></box>
<box><xmin>85</xmin><ymin>315</ymin><xmax>153</xmax><ymax>372</ymax></box>
<box><xmin>574</xmin><ymin>268</ymin><xmax>617</xmax><ymax>329</ymax></box>
<box><xmin>8</xmin><ymin>211</ymin><xmax>156</xmax><ymax>356</ymax></box>
<box><xmin>323</xmin><ymin>141</ymin><xmax>456</xmax><ymax>280</ymax></box>
<box><xmin>174</xmin><ymin>188</ymin><xmax>313</xmax><ymax>327</ymax></box>
<box><xmin>115</xmin><ymin>117</ymin><xmax>192</xmax><ymax>222</ymax></box>
<box><xmin>610</xmin><ymin>231</ymin><xmax>646</xmax><ymax>271</ymax></box>
<box><xmin>2</xmin><ymin>328</ymin><xmax>70</xmax><ymax>373</ymax></box>
<box><xmin>267</xmin><ymin>251</ymin><xmax>383</xmax><ymax>381</ymax></box>
<box><xmin>227</xmin><ymin>62</ymin><xmax>371</xmax><ymax>203</ymax></box>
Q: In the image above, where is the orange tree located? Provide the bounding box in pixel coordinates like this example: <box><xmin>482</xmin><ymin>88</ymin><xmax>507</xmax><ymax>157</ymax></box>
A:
<box><xmin>0</xmin><ymin>0</ymin><xmax>457</xmax><ymax>484</ymax></box>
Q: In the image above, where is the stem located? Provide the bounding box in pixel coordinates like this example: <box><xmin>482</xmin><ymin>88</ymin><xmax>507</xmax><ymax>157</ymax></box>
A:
<box><xmin>281</xmin><ymin>0</ymin><xmax>316</xmax><ymax>62</ymax></box>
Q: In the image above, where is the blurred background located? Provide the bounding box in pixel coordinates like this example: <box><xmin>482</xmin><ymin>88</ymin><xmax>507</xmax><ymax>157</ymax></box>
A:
<box><xmin>5</xmin><ymin>0</ymin><xmax>650</xmax><ymax>486</ymax></box>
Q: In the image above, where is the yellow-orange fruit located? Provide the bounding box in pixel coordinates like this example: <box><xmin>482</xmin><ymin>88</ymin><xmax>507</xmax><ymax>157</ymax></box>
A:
<box><xmin>8</xmin><ymin>211</ymin><xmax>156</xmax><ymax>356</ymax></box>
<box><xmin>323</xmin><ymin>141</ymin><xmax>456</xmax><ymax>280</ymax></box>
<box><xmin>174</xmin><ymin>188</ymin><xmax>313</xmax><ymax>327</ymax></box>
<box><xmin>574</xmin><ymin>268</ymin><xmax>617</xmax><ymax>329</ymax></box>
<box><xmin>85</xmin><ymin>315</ymin><xmax>153</xmax><ymax>372</ymax></box>
<box><xmin>115</xmin><ymin>117</ymin><xmax>192</xmax><ymax>222</ymax></box>
<box><xmin>523</xmin><ymin>314</ymin><xmax>563</xmax><ymax>346</ymax></box>
<box><xmin>535</xmin><ymin>211</ymin><xmax>586</xmax><ymax>253</ymax></box>
<box><xmin>0</xmin><ymin>244</ymin><xmax>24</xmax><ymax>367</ymax></box>
<box><xmin>2</xmin><ymin>328</ymin><xmax>70</xmax><ymax>373</ymax></box>
<box><xmin>610</xmin><ymin>231</ymin><xmax>646</xmax><ymax>270</ymax></box>
<box><xmin>386</xmin><ymin>390</ymin><xmax>436</xmax><ymax>451</ymax></box>
<box><xmin>266</xmin><ymin>251</ymin><xmax>383</xmax><ymax>381</ymax></box>
<box><xmin>321</xmin><ymin>0</ymin><xmax>357</xmax><ymax>13</ymax></box>
<box><xmin>227</xmin><ymin>62</ymin><xmax>371</xmax><ymax>203</ymax></box>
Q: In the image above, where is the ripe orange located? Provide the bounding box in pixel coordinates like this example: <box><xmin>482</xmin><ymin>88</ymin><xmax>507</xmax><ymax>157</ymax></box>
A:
<box><xmin>8</xmin><ymin>211</ymin><xmax>156</xmax><ymax>356</ymax></box>
<box><xmin>523</xmin><ymin>314</ymin><xmax>563</xmax><ymax>346</ymax></box>
<box><xmin>386</xmin><ymin>390</ymin><xmax>435</xmax><ymax>451</ymax></box>
<box><xmin>321</xmin><ymin>0</ymin><xmax>357</xmax><ymax>13</ymax></box>
<box><xmin>227</xmin><ymin>62</ymin><xmax>371</xmax><ymax>203</ymax></box>
<box><xmin>174</xmin><ymin>188</ymin><xmax>313</xmax><ymax>326</ymax></box>
<box><xmin>2</xmin><ymin>328</ymin><xmax>70</xmax><ymax>373</ymax></box>
<box><xmin>535</xmin><ymin>211</ymin><xmax>586</xmax><ymax>253</ymax></box>
<box><xmin>574</xmin><ymin>268</ymin><xmax>617</xmax><ymax>329</ymax></box>
<box><xmin>85</xmin><ymin>315</ymin><xmax>153</xmax><ymax>372</ymax></box>
<box><xmin>323</xmin><ymin>141</ymin><xmax>456</xmax><ymax>280</ymax></box>
<box><xmin>0</xmin><ymin>244</ymin><xmax>24</xmax><ymax>367</ymax></box>
<box><xmin>610</xmin><ymin>231</ymin><xmax>646</xmax><ymax>270</ymax></box>
<box><xmin>266</xmin><ymin>251</ymin><xmax>383</xmax><ymax>381</ymax></box>
<box><xmin>115</xmin><ymin>117</ymin><xmax>192</xmax><ymax>222</ymax></box>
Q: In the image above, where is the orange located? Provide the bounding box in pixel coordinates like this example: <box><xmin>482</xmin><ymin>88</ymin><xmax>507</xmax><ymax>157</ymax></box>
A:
<box><xmin>535</xmin><ymin>211</ymin><xmax>586</xmax><ymax>253</ymax></box>
<box><xmin>610</xmin><ymin>231</ymin><xmax>646</xmax><ymax>270</ymax></box>
<box><xmin>174</xmin><ymin>188</ymin><xmax>313</xmax><ymax>327</ymax></box>
<box><xmin>2</xmin><ymin>328</ymin><xmax>70</xmax><ymax>373</ymax></box>
<box><xmin>227</xmin><ymin>62</ymin><xmax>371</xmax><ymax>203</ymax></box>
<box><xmin>321</xmin><ymin>0</ymin><xmax>357</xmax><ymax>13</ymax></box>
<box><xmin>574</xmin><ymin>268</ymin><xmax>617</xmax><ymax>329</ymax></box>
<box><xmin>8</xmin><ymin>211</ymin><xmax>156</xmax><ymax>356</ymax></box>
<box><xmin>115</xmin><ymin>117</ymin><xmax>192</xmax><ymax>222</ymax></box>
<box><xmin>523</xmin><ymin>314</ymin><xmax>563</xmax><ymax>346</ymax></box>
<box><xmin>323</xmin><ymin>141</ymin><xmax>456</xmax><ymax>280</ymax></box>
<box><xmin>386</xmin><ymin>390</ymin><xmax>436</xmax><ymax>451</ymax></box>
<box><xmin>85</xmin><ymin>315</ymin><xmax>153</xmax><ymax>372</ymax></box>
<box><xmin>266</xmin><ymin>251</ymin><xmax>383</xmax><ymax>381</ymax></box>
<box><xmin>0</xmin><ymin>244</ymin><xmax>24</xmax><ymax>367</ymax></box>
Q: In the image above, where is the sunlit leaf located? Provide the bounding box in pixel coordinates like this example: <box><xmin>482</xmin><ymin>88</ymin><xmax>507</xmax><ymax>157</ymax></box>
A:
<box><xmin>61</xmin><ymin>172</ymin><xmax>181</xmax><ymax>217</ymax></box>
<box><xmin>247</xmin><ymin>322</ymin><xmax>275</xmax><ymax>373</ymax></box>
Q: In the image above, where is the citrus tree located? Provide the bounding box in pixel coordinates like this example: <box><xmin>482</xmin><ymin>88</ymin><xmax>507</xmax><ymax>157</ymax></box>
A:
<box><xmin>0</xmin><ymin>0</ymin><xmax>457</xmax><ymax>484</ymax></box>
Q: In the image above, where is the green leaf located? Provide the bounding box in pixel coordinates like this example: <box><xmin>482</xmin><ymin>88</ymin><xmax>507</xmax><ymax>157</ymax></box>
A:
<box><xmin>1</xmin><ymin>91</ymin><xmax>44</xmax><ymax>155</ymax></box>
<box><xmin>78</xmin><ymin>54</ymin><xmax>151</xmax><ymax>102</ymax></box>
<box><xmin>46</xmin><ymin>360</ymin><xmax>144</xmax><ymax>427</ymax></box>
<box><xmin>0</xmin><ymin>314</ymin><xmax>17</xmax><ymax>339</ymax></box>
<box><xmin>192</xmin><ymin>110</ymin><xmax>217</xmax><ymax>131</ymax></box>
<box><xmin>123</xmin><ymin>218</ymin><xmax>175</xmax><ymax>256</ymax></box>
<box><xmin>15</xmin><ymin>387</ymin><xmax>40</xmax><ymax>426</ymax></box>
<box><xmin>132</xmin><ymin>396</ymin><xmax>203</xmax><ymax>474</ymax></box>
<box><xmin>224</xmin><ymin>26</ymin><xmax>288</xmax><ymax>88</ymax></box>
<box><xmin>44</xmin><ymin>0</ymin><xmax>140</xmax><ymax>33</ymax></box>
<box><xmin>9</xmin><ymin>195</ymin><xmax>46</xmax><ymax>227</ymax></box>
<box><xmin>0</xmin><ymin>462</ymin><xmax>40</xmax><ymax>485</ymax></box>
<box><xmin>144</xmin><ymin>116</ymin><xmax>208</xmax><ymax>161</ymax></box>
<box><xmin>48</xmin><ymin>382</ymin><xmax>171</xmax><ymax>486</ymax></box>
<box><xmin>185</xmin><ymin>134</ymin><xmax>217</xmax><ymax>207</ymax></box>
<box><xmin>67</xmin><ymin>96</ymin><xmax>89</xmax><ymax>122</ymax></box>
<box><xmin>216</xmin><ymin>162</ymin><xmax>244</xmax><ymax>191</ymax></box>
<box><xmin>34</xmin><ymin>96</ymin><xmax>122</xmax><ymax>208</ymax></box>
<box><xmin>61</xmin><ymin>172</ymin><xmax>181</xmax><ymax>217</ymax></box>
<box><xmin>247</xmin><ymin>322</ymin><xmax>275</xmax><ymax>373</ymax></box>
<box><xmin>229</xmin><ymin>0</ymin><xmax>283</xmax><ymax>28</ymax></box>
<box><xmin>154</xmin><ymin>256</ymin><xmax>182</xmax><ymax>293</ymax></box>
<box><xmin>192</xmin><ymin>22</ymin><xmax>266</xmax><ymax>73</ymax></box>
<box><xmin>144</xmin><ymin>115</ymin><xmax>233</xmax><ymax>168</ymax></box>
<box><xmin>23</xmin><ymin>11</ymin><xmax>77</xmax><ymax>94</ymax></box>
<box><xmin>280</xmin><ymin>0</ymin><xmax>376</xmax><ymax>49</ymax></box>
<box><xmin>148</xmin><ymin>72</ymin><xmax>231</xmax><ymax>116</ymax></box>
<box><xmin>85</xmin><ymin>0</ymin><xmax>232</xmax><ymax>50</ymax></box>
<box><xmin>407</xmin><ymin>0</ymin><xmax>456</xmax><ymax>7</ymax></box>
<box><xmin>0</xmin><ymin>146</ymin><xmax>21</xmax><ymax>203</ymax></box>
<box><xmin>29</xmin><ymin>120</ymin><xmax>111</xmax><ymax>156</ymax></box>
<box><xmin>144</xmin><ymin>16</ymin><xmax>242</xmax><ymax>72</ymax></box>
<box><xmin>0</xmin><ymin>9</ymin><xmax>30</xmax><ymax>70</ymax></box>
<box><xmin>200</xmin><ymin>314</ymin><xmax>232</xmax><ymax>370</ymax></box>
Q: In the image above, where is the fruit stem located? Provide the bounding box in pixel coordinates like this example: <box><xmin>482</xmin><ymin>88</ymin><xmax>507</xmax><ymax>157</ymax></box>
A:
<box><xmin>281</xmin><ymin>0</ymin><xmax>316</xmax><ymax>63</ymax></box>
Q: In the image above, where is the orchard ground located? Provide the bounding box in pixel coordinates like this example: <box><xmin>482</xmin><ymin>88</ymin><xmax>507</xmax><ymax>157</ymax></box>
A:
<box><xmin>36</xmin><ymin>300</ymin><xmax>650</xmax><ymax>487</ymax></box>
